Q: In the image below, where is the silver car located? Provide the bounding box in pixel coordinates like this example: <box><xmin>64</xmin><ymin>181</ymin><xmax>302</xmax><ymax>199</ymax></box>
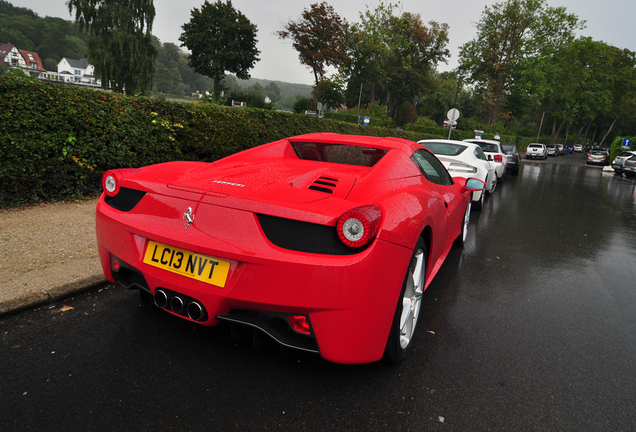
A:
<box><xmin>586</xmin><ymin>149</ymin><xmax>610</xmax><ymax>166</ymax></box>
<box><xmin>621</xmin><ymin>154</ymin><xmax>636</xmax><ymax>177</ymax></box>
<box><xmin>611</xmin><ymin>151</ymin><xmax>636</xmax><ymax>174</ymax></box>
<box><xmin>556</xmin><ymin>144</ymin><xmax>567</xmax><ymax>155</ymax></box>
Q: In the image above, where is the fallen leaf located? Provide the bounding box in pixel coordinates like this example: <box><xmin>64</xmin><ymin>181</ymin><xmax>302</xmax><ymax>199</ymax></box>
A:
<box><xmin>60</xmin><ymin>306</ymin><xmax>74</xmax><ymax>312</ymax></box>
<box><xmin>427</xmin><ymin>331</ymin><xmax>436</xmax><ymax>334</ymax></box>
<box><xmin>438</xmin><ymin>416</ymin><xmax>445</xmax><ymax>423</ymax></box>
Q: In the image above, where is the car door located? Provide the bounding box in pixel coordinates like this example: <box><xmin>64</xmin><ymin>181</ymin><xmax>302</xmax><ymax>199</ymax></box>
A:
<box><xmin>474</xmin><ymin>146</ymin><xmax>494</xmax><ymax>184</ymax></box>
<box><xmin>411</xmin><ymin>149</ymin><xmax>464</xmax><ymax>257</ymax></box>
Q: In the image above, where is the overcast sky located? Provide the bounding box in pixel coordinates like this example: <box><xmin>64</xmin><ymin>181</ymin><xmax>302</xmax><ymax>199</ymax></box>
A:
<box><xmin>9</xmin><ymin>0</ymin><xmax>636</xmax><ymax>85</ymax></box>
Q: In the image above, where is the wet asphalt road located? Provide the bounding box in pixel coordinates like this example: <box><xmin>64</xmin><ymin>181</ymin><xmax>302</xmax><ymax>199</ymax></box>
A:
<box><xmin>2</xmin><ymin>152</ymin><xmax>636</xmax><ymax>431</ymax></box>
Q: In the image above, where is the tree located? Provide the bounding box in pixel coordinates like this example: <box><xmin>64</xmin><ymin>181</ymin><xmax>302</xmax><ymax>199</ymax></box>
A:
<box><xmin>344</xmin><ymin>2</ymin><xmax>395</xmax><ymax>104</ymax></box>
<box><xmin>458</xmin><ymin>0</ymin><xmax>584</xmax><ymax>124</ymax></box>
<box><xmin>542</xmin><ymin>38</ymin><xmax>636</xmax><ymax>144</ymax></box>
<box><xmin>276</xmin><ymin>2</ymin><xmax>348</xmax><ymax>86</ymax></box>
<box><xmin>180</xmin><ymin>0</ymin><xmax>260</xmax><ymax>98</ymax></box>
<box><xmin>313</xmin><ymin>75</ymin><xmax>345</xmax><ymax>111</ymax></box>
<box><xmin>382</xmin><ymin>13</ymin><xmax>449</xmax><ymax>115</ymax></box>
<box><xmin>68</xmin><ymin>0</ymin><xmax>157</xmax><ymax>95</ymax></box>
<box><xmin>153</xmin><ymin>42</ymin><xmax>183</xmax><ymax>94</ymax></box>
<box><xmin>343</xmin><ymin>3</ymin><xmax>449</xmax><ymax>116</ymax></box>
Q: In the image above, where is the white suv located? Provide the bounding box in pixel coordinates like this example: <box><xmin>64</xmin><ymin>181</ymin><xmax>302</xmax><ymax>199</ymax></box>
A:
<box><xmin>526</xmin><ymin>144</ymin><xmax>547</xmax><ymax>160</ymax></box>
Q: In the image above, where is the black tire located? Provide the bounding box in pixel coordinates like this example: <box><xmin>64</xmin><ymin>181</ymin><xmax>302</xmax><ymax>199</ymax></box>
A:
<box><xmin>454</xmin><ymin>198</ymin><xmax>472</xmax><ymax>248</ymax></box>
<box><xmin>486</xmin><ymin>172</ymin><xmax>498</xmax><ymax>194</ymax></box>
<box><xmin>472</xmin><ymin>189</ymin><xmax>484</xmax><ymax>211</ymax></box>
<box><xmin>384</xmin><ymin>238</ymin><xmax>427</xmax><ymax>363</ymax></box>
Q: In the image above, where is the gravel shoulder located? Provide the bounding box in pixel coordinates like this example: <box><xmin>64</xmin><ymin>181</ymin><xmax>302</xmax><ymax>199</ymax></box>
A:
<box><xmin>0</xmin><ymin>198</ymin><xmax>106</xmax><ymax>316</ymax></box>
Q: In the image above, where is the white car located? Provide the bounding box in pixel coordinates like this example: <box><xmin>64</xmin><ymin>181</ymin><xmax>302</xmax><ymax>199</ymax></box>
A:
<box><xmin>573</xmin><ymin>144</ymin><xmax>583</xmax><ymax>152</ymax></box>
<box><xmin>526</xmin><ymin>143</ymin><xmax>547</xmax><ymax>159</ymax></box>
<box><xmin>463</xmin><ymin>139</ymin><xmax>508</xmax><ymax>182</ymax></box>
<box><xmin>419</xmin><ymin>139</ymin><xmax>496</xmax><ymax>211</ymax></box>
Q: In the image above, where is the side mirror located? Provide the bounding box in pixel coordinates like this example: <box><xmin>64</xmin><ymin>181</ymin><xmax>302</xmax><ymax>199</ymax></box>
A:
<box><xmin>465</xmin><ymin>178</ymin><xmax>485</xmax><ymax>191</ymax></box>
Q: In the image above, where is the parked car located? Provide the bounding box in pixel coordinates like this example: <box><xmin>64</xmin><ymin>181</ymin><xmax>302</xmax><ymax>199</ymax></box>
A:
<box><xmin>567</xmin><ymin>145</ymin><xmax>574</xmax><ymax>153</ymax></box>
<box><xmin>501</xmin><ymin>143</ymin><xmax>520</xmax><ymax>175</ymax></box>
<box><xmin>622</xmin><ymin>154</ymin><xmax>636</xmax><ymax>177</ymax></box>
<box><xmin>556</xmin><ymin>144</ymin><xmax>567</xmax><ymax>155</ymax></box>
<box><xmin>526</xmin><ymin>143</ymin><xmax>547</xmax><ymax>159</ymax></box>
<box><xmin>573</xmin><ymin>144</ymin><xmax>583</xmax><ymax>152</ymax></box>
<box><xmin>95</xmin><ymin>133</ymin><xmax>485</xmax><ymax>364</ymax></box>
<box><xmin>586</xmin><ymin>149</ymin><xmax>610</xmax><ymax>165</ymax></box>
<box><xmin>463</xmin><ymin>139</ymin><xmax>508</xmax><ymax>182</ymax></box>
<box><xmin>419</xmin><ymin>139</ymin><xmax>496</xmax><ymax>210</ymax></box>
<box><xmin>546</xmin><ymin>144</ymin><xmax>558</xmax><ymax>156</ymax></box>
<box><xmin>611</xmin><ymin>151</ymin><xmax>636</xmax><ymax>174</ymax></box>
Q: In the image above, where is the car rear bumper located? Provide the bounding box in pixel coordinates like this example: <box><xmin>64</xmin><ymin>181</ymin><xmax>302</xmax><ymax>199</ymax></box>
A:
<box><xmin>96</xmin><ymin>194</ymin><xmax>412</xmax><ymax>364</ymax></box>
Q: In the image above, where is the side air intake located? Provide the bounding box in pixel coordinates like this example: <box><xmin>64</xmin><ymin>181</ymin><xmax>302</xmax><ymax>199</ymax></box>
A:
<box><xmin>308</xmin><ymin>176</ymin><xmax>338</xmax><ymax>194</ymax></box>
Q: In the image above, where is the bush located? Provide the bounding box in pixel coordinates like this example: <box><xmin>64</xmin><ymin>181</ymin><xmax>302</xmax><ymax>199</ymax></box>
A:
<box><xmin>293</xmin><ymin>97</ymin><xmax>313</xmax><ymax>114</ymax></box>
<box><xmin>0</xmin><ymin>76</ymin><xmax>431</xmax><ymax>206</ymax></box>
<box><xmin>610</xmin><ymin>136</ymin><xmax>635</xmax><ymax>161</ymax></box>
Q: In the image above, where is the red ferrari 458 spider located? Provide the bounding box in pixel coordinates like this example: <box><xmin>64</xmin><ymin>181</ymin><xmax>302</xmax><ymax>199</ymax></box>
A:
<box><xmin>96</xmin><ymin>133</ymin><xmax>484</xmax><ymax>364</ymax></box>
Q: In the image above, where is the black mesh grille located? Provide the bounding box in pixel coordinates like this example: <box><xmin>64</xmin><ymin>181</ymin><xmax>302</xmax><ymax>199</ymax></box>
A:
<box><xmin>257</xmin><ymin>214</ymin><xmax>369</xmax><ymax>255</ymax></box>
<box><xmin>105</xmin><ymin>187</ymin><xmax>146</xmax><ymax>211</ymax></box>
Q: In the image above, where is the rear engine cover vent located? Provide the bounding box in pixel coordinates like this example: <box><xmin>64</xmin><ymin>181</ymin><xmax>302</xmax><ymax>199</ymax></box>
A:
<box><xmin>308</xmin><ymin>176</ymin><xmax>338</xmax><ymax>194</ymax></box>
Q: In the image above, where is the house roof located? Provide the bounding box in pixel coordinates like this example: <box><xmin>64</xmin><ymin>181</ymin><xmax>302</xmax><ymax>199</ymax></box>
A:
<box><xmin>0</xmin><ymin>43</ymin><xmax>15</xmax><ymax>64</ymax></box>
<box><xmin>19</xmin><ymin>49</ymin><xmax>46</xmax><ymax>72</ymax></box>
<box><xmin>64</xmin><ymin>58</ymin><xmax>90</xmax><ymax>69</ymax></box>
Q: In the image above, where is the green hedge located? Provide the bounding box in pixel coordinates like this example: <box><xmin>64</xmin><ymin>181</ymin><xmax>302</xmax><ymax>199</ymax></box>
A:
<box><xmin>609</xmin><ymin>136</ymin><xmax>635</xmax><ymax>161</ymax></box>
<box><xmin>1</xmin><ymin>76</ymin><xmax>434</xmax><ymax>206</ymax></box>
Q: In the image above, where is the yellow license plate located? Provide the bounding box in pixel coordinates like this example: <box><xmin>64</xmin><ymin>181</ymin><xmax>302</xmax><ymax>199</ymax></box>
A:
<box><xmin>143</xmin><ymin>241</ymin><xmax>230</xmax><ymax>288</ymax></box>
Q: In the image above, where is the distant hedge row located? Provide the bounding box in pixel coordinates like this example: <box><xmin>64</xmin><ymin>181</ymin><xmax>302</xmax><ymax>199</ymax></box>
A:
<box><xmin>4</xmin><ymin>76</ymin><xmax>631</xmax><ymax>207</ymax></box>
<box><xmin>0</xmin><ymin>76</ymin><xmax>429</xmax><ymax>206</ymax></box>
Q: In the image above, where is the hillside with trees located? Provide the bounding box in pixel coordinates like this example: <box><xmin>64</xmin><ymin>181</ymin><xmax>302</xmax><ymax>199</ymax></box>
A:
<box><xmin>2</xmin><ymin>0</ymin><xmax>634</xmax><ymax>144</ymax></box>
<box><xmin>0</xmin><ymin>1</ymin><xmax>310</xmax><ymax>108</ymax></box>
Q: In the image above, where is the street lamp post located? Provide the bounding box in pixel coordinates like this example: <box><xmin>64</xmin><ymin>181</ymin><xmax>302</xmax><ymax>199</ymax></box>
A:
<box><xmin>448</xmin><ymin>65</ymin><xmax>466</xmax><ymax>140</ymax></box>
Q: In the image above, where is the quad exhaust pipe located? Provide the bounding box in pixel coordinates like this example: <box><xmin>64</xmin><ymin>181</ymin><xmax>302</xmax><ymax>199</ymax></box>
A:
<box><xmin>154</xmin><ymin>289</ymin><xmax>168</xmax><ymax>309</ymax></box>
<box><xmin>187</xmin><ymin>302</ymin><xmax>204</xmax><ymax>322</ymax></box>
<box><xmin>153</xmin><ymin>289</ymin><xmax>206</xmax><ymax>322</ymax></box>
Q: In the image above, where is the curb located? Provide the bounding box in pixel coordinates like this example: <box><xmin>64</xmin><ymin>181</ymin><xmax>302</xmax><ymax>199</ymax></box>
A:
<box><xmin>0</xmin><ymin>274</ymin><xmax>109</xmax><ymax>319</ymax></box>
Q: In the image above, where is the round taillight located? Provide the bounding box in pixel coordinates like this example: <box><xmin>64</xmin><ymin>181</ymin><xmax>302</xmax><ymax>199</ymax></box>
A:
<box><xmin>336</xmin><ymin>205</ymin><xmax>382</xmax><ymax>248</ymax></box>
<box><xmin>102</xmin><ymin>170</ymin><xmax>120</xmax><ymax>197</ymax></box>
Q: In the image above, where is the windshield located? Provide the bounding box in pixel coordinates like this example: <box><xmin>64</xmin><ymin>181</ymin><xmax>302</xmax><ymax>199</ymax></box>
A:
<box><xmin>292</xmin><ymin>142</ymin><xmax>387</xmax><ymax>167</ymax></box>
<box><xmin>476</xmin><ymin>143</ymin><xmax>499</xmax><ymax>152</ymax></box>
<box><xmin>502</xmin><ymin>144</ymin><xmax>516</xmax><ymax>154</ymax></box>
<box><xmin>420</xmin><ymin>142</ymin><xmax>467</xmax><ymax>156</ymax></box>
